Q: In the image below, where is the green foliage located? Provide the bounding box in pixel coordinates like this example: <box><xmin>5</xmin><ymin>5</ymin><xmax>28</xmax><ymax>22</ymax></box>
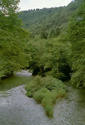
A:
<box><xmin>0</xmin><ymin>28</ymin><xmax>28</xmax><ymax>77</ymax></box>
<box><xmin>34</xmin><ymin>88</ymin><xmax>49</xmax><ymax>103</ymax></box>
<box><xmin>68</xmin><ymin>1</ymin><xmax>85</xmax><ymax>87</ymax></box>
<box><xmin>0</xmin><ymin>0</ymin><xmax>29</xmax><ymax>78</ymax></box>
<box><xmin>19</xmin><ymin>0</ymin><xmax>83</xmax><ymax>38</ymax></box>
<box><xmin>0</xmin><ymin>0</ymin><xmax>20</xmax><ymax>15</ymax></box>
<box><xmin>25</xmin><ymin>37</ymin><xmax>71</xmax><ymax>81</ymax></box>
<box><xmin>0</xmin><ymin>0</ymin><xmax>21</xmax><ymax>29</ymax></box>
<box><xmin>26</xmin><ymin>76</ymin><xmax>66</xmax><ymax>117</ymax></box>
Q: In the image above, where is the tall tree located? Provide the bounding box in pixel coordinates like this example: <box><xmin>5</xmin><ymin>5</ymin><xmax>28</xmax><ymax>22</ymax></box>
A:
<box><xmin>0</xmin><ymin>0</ymin><xmax>28</xmax><ymax>78</ymax></box>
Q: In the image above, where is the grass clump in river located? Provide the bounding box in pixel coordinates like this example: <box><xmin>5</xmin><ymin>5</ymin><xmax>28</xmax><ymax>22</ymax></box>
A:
<box><xmin>25</xmin><ymin>76</ymin><xmax>66</xmax><ymax>117</ymax></box>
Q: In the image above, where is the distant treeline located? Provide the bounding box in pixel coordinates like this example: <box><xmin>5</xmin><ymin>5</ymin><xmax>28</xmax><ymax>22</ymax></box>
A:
<box><xmin>19</xmin><ymin>0</ymin><xmax>83</xmax><ymax>38</ymax></box>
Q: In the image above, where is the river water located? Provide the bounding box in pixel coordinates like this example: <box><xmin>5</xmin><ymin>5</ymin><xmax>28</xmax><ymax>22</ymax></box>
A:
<box><xmin>0</xmin><ymin>71</ymin><xmax>85</xmax><ymax>125</ymax></box>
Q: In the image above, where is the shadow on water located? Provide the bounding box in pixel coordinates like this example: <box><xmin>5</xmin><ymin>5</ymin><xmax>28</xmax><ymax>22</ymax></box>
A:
<box><xmin>0</xmin><ymin>70</ymin><xmax>32</xmax><ymax>91</ymax></box>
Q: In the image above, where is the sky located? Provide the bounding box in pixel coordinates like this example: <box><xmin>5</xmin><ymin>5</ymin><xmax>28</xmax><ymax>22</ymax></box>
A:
<box><xmin>19</xmin><ymin>0</ymin><xmax>72</xmax><ymax>11</ymax></box>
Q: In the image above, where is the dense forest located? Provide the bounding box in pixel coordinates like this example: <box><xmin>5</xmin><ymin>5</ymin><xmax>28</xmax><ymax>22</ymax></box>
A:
<box><xmin>19</xmin><ymin>0</ymin><xmax>84</xmax><ymax>38</ymax></box>
<box><xmin>0</xmin><ymin>0</ymin><xmax>85</xmax><ymax>118</ymax></box>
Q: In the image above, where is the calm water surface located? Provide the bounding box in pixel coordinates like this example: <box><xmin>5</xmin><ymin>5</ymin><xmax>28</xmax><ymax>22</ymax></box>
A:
<box><xmin>0</xmin><ymin>71</ymin><xmax>85</xmax><ymax>125</ymax></box>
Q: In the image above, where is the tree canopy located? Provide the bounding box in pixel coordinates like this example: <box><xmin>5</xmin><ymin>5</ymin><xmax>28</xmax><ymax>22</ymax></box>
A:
<box><xmin>0</xmin><ymin>0</ymin><xmax>29</xmax><ymax>78</ymax></box>
<box><xmin>68</xmin><ymin>1</ymin><xmax>85</xmax><ymax>87</ymax></box>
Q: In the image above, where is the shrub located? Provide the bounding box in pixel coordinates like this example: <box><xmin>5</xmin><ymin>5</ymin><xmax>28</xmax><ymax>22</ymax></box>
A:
<box><xmin>26</xmin><ymin>76</ymin><xmax>43</xmax><ymax>97</ymax></box>
<box><xmin>43</xmin><ymin>76</ymin><xmax>66</xmax><ymax>91</ymax></box>
<box><xmin>34</xmin><ymin>88</ymin><xmax>49</xmax><ymax>103</ymax></box>
<box><xmin>71</xmin><ymin>70</ymin><xmax>85</xmax><ymax>88</ymax></box>
<box><xmin>25</xmin><ymin>75</ymin><xmax>66</xmax><ymax>117</ymax></box>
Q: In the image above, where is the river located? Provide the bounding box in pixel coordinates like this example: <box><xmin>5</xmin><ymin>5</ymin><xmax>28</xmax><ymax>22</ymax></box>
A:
<box><xmin>0</xmin><ymin>71</ymin><xmax>85</xmax><ymax>125</ymax></box>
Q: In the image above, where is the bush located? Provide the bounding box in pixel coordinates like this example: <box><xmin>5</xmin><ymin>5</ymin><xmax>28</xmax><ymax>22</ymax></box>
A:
<box><xmin>71</xmin><ymin>70</ymin><xmax>85</xmax><ymax>88</ymax></box>
<box><xmin>26</xmin><ymin>76</ymin><xmax>43</xmax><ymax>97</ymax></box>
<box><xmin>25</xmin><ymin>76</ymin><xmax>66</xmax><ymax>117</ymax></box>
<box><xmin>34</xmin><ymin>88</ymin><xmax>49</xmax><ymax>103</ymax></box>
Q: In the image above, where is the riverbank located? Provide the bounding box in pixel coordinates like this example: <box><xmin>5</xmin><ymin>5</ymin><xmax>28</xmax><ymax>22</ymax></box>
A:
<box><xmin>0</xmin><ymin>84</ymin><xmax>85</xmax><ymax>125</ymax></box>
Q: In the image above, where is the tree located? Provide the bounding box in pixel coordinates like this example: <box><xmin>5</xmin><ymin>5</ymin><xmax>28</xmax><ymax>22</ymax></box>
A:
<box><xmin>0</xmin><ymin>0</ymin><xmax>28</xmax><ymax>78</ymax></box>
<box><xmin>0</xmin><ymin>0</ymin><xmax>21</xmax><ymax>29</ymax></box>
<box><xmin>68</xmin><ymin>1</ymin><xmax>85</xmax><ymax>87</ymax></box>
<box><xmin>0</xmin><ymin>0</ymin><xmax>19</xmax><ymax>15</ymax></box>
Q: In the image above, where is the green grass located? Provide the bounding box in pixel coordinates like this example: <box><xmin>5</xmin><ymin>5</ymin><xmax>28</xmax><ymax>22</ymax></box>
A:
<box><xmin>25</xmin><ymin>75</ymin><xmax>66</xmax><ymax>118</ymax></box>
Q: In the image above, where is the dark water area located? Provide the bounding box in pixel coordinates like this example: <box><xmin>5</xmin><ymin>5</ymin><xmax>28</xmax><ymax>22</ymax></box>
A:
<box><xmin>0</xmin><ymin>71</ymin><xmax>85</xmax><ymax>125</ymax></box>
